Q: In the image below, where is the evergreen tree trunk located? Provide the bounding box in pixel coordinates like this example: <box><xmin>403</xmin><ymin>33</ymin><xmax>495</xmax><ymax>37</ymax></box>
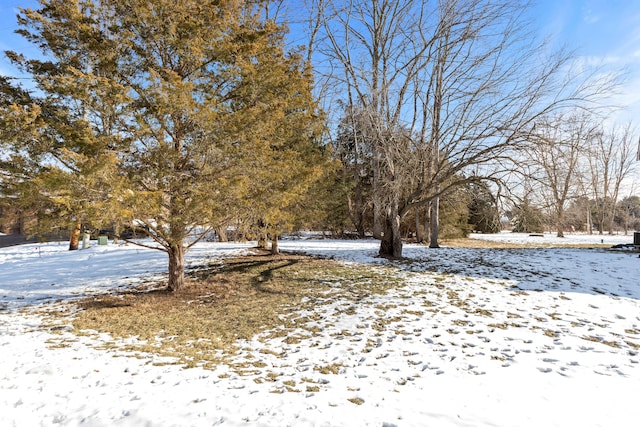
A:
<box><xmin>69</xmin><ymin>218</ymin><xmax>81</xmax><ymax>251</ymax></box>
<box><xmin>356</xmin><ymin>214</ymin><xmax>365</xmax><ymax>238</ymax></box>
<box><xmin>216</xmin><ymin>226</ymin><xmax>228</xmax><ymax>242</ymax></box>
<box><xmin>18</xmin><ymin>211</ymin><xmax>26</xmax><ymax>235</ymax></box>
<box><xmin>113</xmin><ymin>223</ymin><xmax>120</xmax><ymax>244</ymax></box>
<box><xmin>168</xmin><ymin>243</ymin><xmax>185</xmax><ymax>292</ymax></box>
<box><xmin>355</xmin><ymin>190</ymin><xmax>366</xmax><ymax>238</ymax></box>
<box><xmin>429</xmin><ymin>195</ymin><xmax>440</xmax><ymax>248</ymax></box>
<box><xmin>348</xmin><ymin>193</ymin><xmax>366</xmax><ymax>238</ymax></box>
<box><xmin>271</xmin><ymin>234</ymin><xmax>279</xmax><ymax>255</ymax></box>
<box><xmin>257</xmin><ymin>219</ymin><xmax>268</xmax><ymax>248</ymax></box>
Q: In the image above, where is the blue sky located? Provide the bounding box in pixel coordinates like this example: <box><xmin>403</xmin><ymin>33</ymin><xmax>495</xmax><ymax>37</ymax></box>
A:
<box><xmin>540</xmin><ymin>0</ymin><xmax>640</xmax><ymax>55</ymax></box>
<box><xmin>1</xmin><ymin>0</ymin><xmax>639</xmax><ymax>122</ymax></box>
<box><xmin>529</xmin><ymin>0</ymin><xmax>640</xmax><ymax>123</ymax></box>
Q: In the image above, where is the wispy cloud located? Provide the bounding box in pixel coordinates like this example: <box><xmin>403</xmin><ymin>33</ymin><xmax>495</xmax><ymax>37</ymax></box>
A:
<box><xmin>582</xmin><ymin>8</ymin><xmax>600</xmax><ymax>24</ymax></box>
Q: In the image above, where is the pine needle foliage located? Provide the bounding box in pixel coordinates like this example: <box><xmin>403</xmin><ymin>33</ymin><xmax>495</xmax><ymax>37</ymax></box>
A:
<box><xmin>1</xmin><ymin>0</ymin><xmax>325</xmax><ymax>290</ymax></box>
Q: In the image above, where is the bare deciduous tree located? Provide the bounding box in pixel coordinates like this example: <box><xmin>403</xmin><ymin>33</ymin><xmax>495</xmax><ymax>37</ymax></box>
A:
<box><xmin>526</xmin><ymin>113</ymin><xmax>598</xmax><ymax>237</ymax></box>
<box><xmin>309</xmin><ymin>0</ymin><xmax>614</xmax><ymax>257</ymax></box>
<box><xmin>588</xmin><ymin>123</ymin><xmax>638</xmax><ymax>234</ymax></box>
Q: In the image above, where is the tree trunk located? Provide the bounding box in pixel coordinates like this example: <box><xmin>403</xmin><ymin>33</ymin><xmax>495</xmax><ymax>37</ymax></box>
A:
<box><xmin>424</xmin><ymin>203</ymin><xmax>431</xmax><ymax>243</ymax></box>
<box><xmin>257</xmin><ymin>219</ymin><xmax>268</xmax><ymax>248</ymax></box>
<box><xmin>352</xmin><ymin>125</ymin><xmax>366</xmax><ymax>239</ymax></box>
<box><xmin>373</xmin><ymin>202</ymin><xmax>382</xmax><ymax>240</ymax></box>
<box><xmin>113</xmin><ymin>223</ymin><xmax>120</xmax><ymax>244</ymax></box>
<box><xmin>69</xmin><ymin>218</ymin><xmax>81</xmax><ymax>251</ymax></box>
<box><xmin>379</xmin><ymin>201</ymin><xmax>402</xmax><ymax>258</ymax></box>
<box><xmin>348</xmin><ymin>194</ymin><xmax>366</xmax><ymax>238</ymax></box>
<box><xmin>607</xmin><ymin>207</ymin><xmax>616</xmax><ymax>235</ymax></box>
<box><xmin>271</xmin><ymin>234</ymin><xmax>279</xmax><ymax>255</ymax></box>
<box><xmin>355</xmin><ymin>194</ymin><xmax>365</xmax><ymax>238</ymax></box>
<box><xmin>556</xmin><ymin>207</ymin><xmax>565</xmax><ymax>238</ymax></box>
<box><xmin>429</xmin><ymin>195</ymin><xmax>440</xmax><ymax>248</ymax></box>
<box><xmin>168</xmin><ymin>243</ymin><xmax>185</xmax><ymax>292</ymax></box>
<box><xmin>216</xmin><ymin>226</ymin><xmax>228</xmax><ymax>242</ymax></box>
<box><xmin>415</xmin><ymin>208</ymin><xmax>424</xmax><ymax>243</ymax></box>
<box><xmin>18</xmin><ymin>211</ymin><xmax>26</xmax><ymax>235</ymax></box>
<box><xmin>356</xmin><ymin>214</ymin><xmax>365</xmax><ymax>238</ymax></box>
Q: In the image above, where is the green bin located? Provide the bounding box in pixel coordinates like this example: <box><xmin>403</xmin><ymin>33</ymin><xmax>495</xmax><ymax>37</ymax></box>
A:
<box><xmin>98</xmin><ymin>235</ymin><xmax>108</xmax><ymax>245</ymax></box>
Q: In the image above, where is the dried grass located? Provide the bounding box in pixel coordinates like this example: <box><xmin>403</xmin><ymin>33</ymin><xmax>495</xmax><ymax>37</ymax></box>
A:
<box><xmin>67</xmin><ymin>249</ymin><xmax>402</xmax><ymax>369</ymax></box>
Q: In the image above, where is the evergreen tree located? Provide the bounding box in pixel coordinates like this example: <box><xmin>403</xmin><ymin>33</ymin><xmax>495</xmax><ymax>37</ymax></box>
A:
<box><xmin>438</xmin><ymin>186</ymin><xmax>472</xmax><ymax>239</ymax></box>
<box><xmin>0</xmin><ymin>60</ymin><xmax>125</xmax><ymax>249</ymax></box>
<box><xmin>467</xmin><ymin>182</ymin><xmax>501</xmax><ymax>233</ymax></box>
<box><xmin>510</xmin><ymin>198</ymin><xmax>545</xmax><ymax>233</ymax></box>
<box><xmin>564</xmin><ymin>196</ymin><xmax>593</xmax><ymax>232</ymax></box>
<box><xmin>333</xmin><ymin>108</ymin><xmax>375</xmax><ymax>238</ymax></box>
<box><xmin>2</xmin><ymin>0</ymin><xmax>324</xmax><ymax>291</ymax></box>
<box><xmin>232</xmin><ymin>46</ymin><xmax>327</xmax><ymax>254</ymax></box>
<box><xmin>615</xmin><ymin>196</ymin><xmax>640</xmax><ymax>233</ymax></box>
<box><xmin>302</xmin><ymin>161</ymin><xmax>355</xmax><ymax>236</ymax></box>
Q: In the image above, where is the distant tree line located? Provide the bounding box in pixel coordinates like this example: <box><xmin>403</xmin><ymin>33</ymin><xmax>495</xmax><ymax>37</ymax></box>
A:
<box><xmin>507</xmin><ymin>195</ymin><xmax>640</xmax><ymax>235</ymax></box>
<box><xmin>509</xmin><ymin>113</ymin><xmax>638</xmax><ymax>236</ymax></box>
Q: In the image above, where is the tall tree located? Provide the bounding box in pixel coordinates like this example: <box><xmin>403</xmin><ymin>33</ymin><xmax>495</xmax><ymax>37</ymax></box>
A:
<box><xmin>4</xmin><ymin>0</ymin><xmax>323</xmax><ymax>291</ymax></box>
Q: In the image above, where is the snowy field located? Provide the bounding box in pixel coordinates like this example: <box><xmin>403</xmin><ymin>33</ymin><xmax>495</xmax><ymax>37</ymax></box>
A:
<box><xmin>1</xmin><ymin>232</ymin><xmax>640</xmax><ymax>426</ymax></box>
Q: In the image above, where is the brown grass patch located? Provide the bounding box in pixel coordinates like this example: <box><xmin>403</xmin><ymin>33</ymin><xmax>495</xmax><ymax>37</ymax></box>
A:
<box><xmin>441</xmin><ymin>238</ymin><xmax>530</xmax><ymax>249</ymax></box>
<box><xmin>441</xmin><ymin>237</ymin><xmax>612</xmax><ymax>249</ymax></box>
<box><xmin>68</xmin><ymin>249</ymin><xmax>402</xmax><ymax>369</ymax></box>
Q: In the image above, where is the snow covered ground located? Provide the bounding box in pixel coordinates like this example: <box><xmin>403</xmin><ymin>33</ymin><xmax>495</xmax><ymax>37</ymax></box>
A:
<box><xmin>1</xmin><ymin>232</ymin><xmax>640</xmax><ymax>426</ymax></box>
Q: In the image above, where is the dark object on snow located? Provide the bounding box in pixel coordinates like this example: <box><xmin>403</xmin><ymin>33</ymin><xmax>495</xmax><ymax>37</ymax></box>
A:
<box><xmin>529</xmin><ymin>234</ymin><xmax>544</xmax><ymax>237</ymax></box>
<box><xmin>613</xmin><ymin>234</ymin><xmax>640</xmax><ymax>253</ymax></box>
<box><xmin>611</xmin><ymin>243</ymin><xmax>635</xmax><ymax>249</ymax></box>
<box><xmin>0</xmin><ymin>234</ymin><xmax>37</xmax><ymax>248</ymax></box>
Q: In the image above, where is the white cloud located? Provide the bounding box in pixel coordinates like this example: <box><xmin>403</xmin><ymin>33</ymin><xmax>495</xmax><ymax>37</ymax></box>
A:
<box><xmin>581</xmin><ymin>0</ymin><xmax>602</xmax><ymax>24</ymax></box>
<box><xmin>582</xmin><ymin>10</ymin><xmax>600</xmax><ymax>24</ymax></box>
